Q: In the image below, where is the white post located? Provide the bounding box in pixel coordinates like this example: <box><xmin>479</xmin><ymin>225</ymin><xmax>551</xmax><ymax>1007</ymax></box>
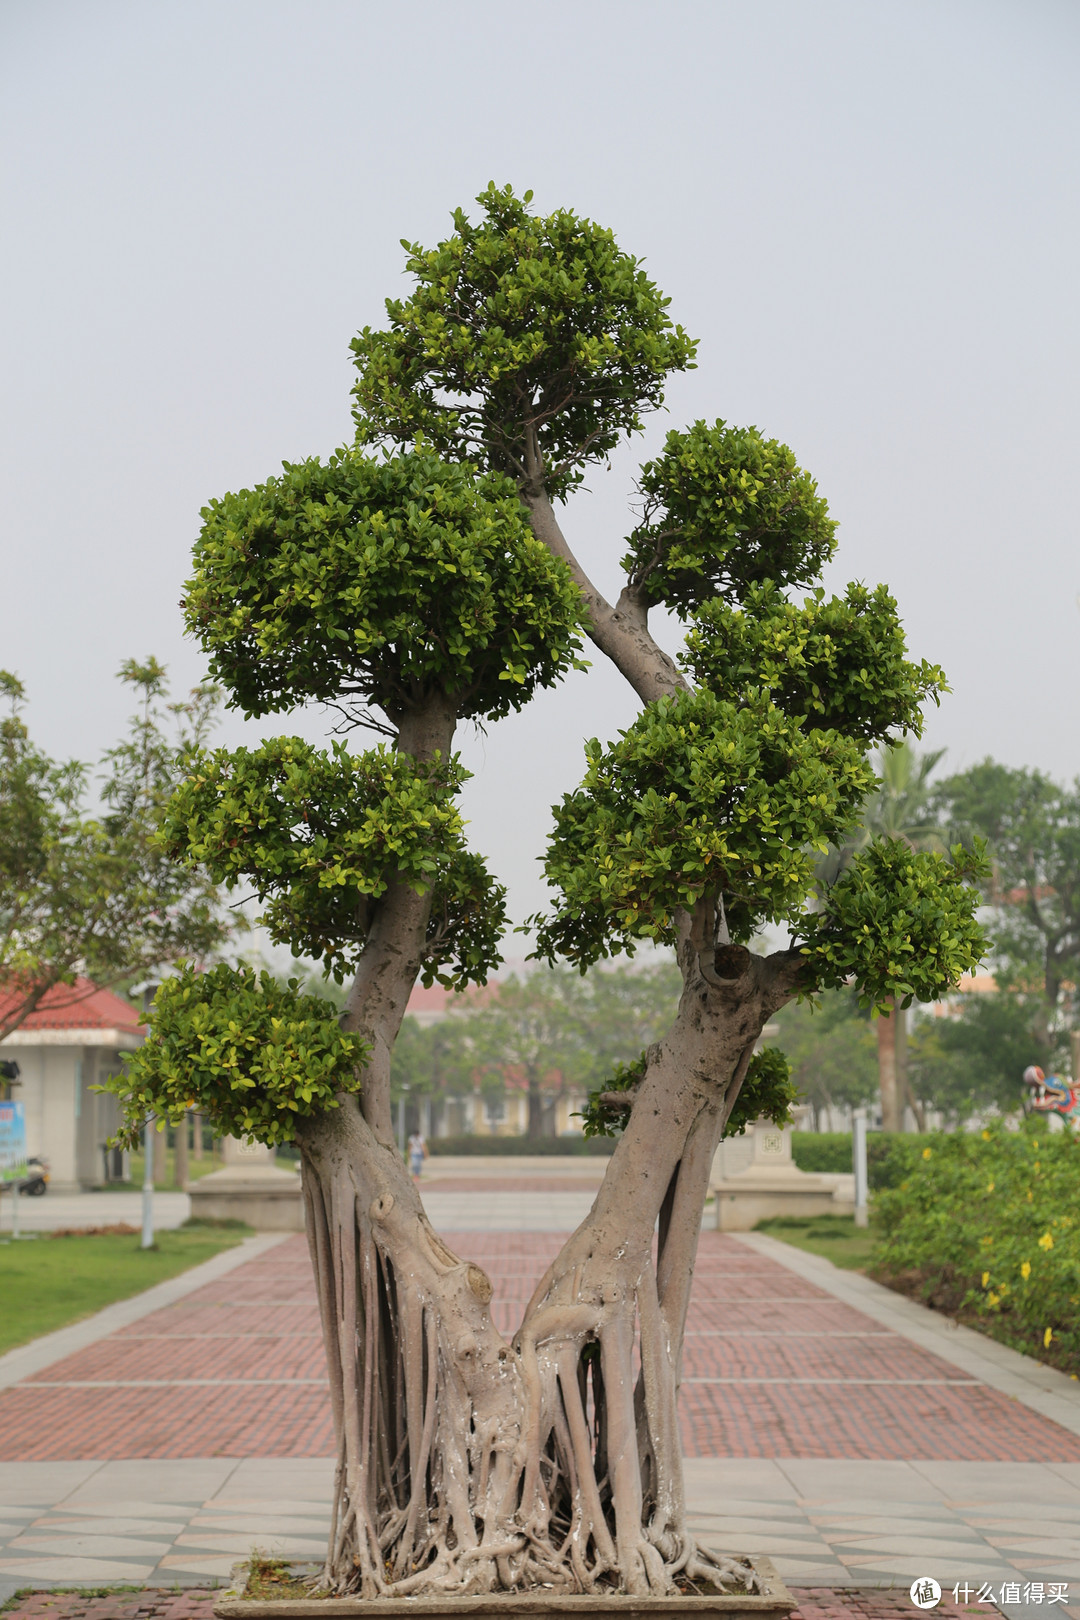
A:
<box><xmin>141</xmin><ymin>1117</ymin><xmax>155</xmax><ymax>1249</ymax></box>
<box><xmin>10</xmin><ymin>1179</ymin><xmax>19</xmax><ymax>1240</ymax></box>
<box><xmin>853</xmin><ymin>1107</ymin><xmax>869</xmax><ymax>1229</ymax></box>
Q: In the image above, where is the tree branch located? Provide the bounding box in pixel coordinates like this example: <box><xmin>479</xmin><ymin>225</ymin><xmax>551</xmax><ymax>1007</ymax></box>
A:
<box><xmin>520</xmin><ymin>428</ymin><xmax>686</xmax><ymax>707</ymax></box>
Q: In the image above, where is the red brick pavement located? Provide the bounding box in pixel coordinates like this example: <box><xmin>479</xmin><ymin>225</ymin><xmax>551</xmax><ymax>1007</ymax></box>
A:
<box><xmin>2</xmin><ymin>1230</ymin><xmax>1079</xmax><ymax>1462</ymax></box>
<box><xmin>0</xmin><ymin>1592</ymin><xmax>1009</xmax><ymax>1619</ymax></box>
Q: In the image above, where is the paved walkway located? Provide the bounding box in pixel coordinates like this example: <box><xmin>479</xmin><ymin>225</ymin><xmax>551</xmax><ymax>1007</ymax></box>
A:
<box><xmin>3</xmin><ymin>1217</ymin><xmax>1080</xmax><ymax>1615</ymax></box>
<box><xmin>1</xmin><ymin>1190</ymin><xmax>191</xmax><ymax>1233</ymax></box>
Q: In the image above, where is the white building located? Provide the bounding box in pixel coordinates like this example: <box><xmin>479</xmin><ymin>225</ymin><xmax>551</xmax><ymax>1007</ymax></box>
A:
<box><xmin>0</xmin><ymin>979</ymin><xmax>144</xmax><ymax>1192</ymax></box>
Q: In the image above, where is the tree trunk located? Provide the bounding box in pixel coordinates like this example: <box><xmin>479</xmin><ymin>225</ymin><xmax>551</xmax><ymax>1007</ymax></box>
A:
<box><xmin>526</xmin><ymin>1070</ymin><xmax>545</xmax><ymax>1139</ymax></box>
<box><xmin>893</xmin><ymin>1004</ymin><xmax>908</xmax><ymax>1127</ymax></box>
<box><xmin>192</xmin><ymin>1111</ymin><xmax>203</xmax><ymax>1161</ymax></box>
<box><xmin>299</xmin><ymin>922</ymin><xmax>790</xmax><ymax>1598</ymax></box>
<box><xmin>877</xmin><ymin>1002</ymin><xmax>901</xmax><ymax>1132</ymax></box>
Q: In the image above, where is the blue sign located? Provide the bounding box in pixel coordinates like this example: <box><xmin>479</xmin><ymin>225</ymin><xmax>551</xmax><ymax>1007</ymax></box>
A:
<box><xmin>0</xmin><ymin>1101</ymin><xmax>27</xmax><ymax>1185</ymax></box>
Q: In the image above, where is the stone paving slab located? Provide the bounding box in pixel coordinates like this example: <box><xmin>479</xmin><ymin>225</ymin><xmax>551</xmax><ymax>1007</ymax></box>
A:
<box><xmin>4</xmin><ymin>1218</ymin><xmax>1080</xmax><ymax>1605</ymax></box>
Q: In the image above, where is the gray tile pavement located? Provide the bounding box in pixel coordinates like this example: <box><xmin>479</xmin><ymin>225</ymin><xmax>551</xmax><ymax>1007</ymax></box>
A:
<box><xmin>1</xmin><ymin>1189</ymin><xmax>191</xmax><ymax>1233</ymax></box>
<box><xmin>2</xmin><ymin>1455</ymin><xmax>1077</xmax><ymax>1598</ymax></box>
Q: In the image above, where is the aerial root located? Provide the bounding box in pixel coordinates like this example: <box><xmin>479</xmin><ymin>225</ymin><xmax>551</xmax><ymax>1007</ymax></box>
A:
<box><xmin>684</xmin><ymin>1541</ymin><xmax>760</xmax><ymax>1593</ymax></box>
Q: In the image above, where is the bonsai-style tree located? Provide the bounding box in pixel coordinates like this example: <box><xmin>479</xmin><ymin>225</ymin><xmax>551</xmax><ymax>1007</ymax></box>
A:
<box><xmin>111</xmin><ymin>186</ymin><xmax>987</xmax><ymax>1600</ymax></box>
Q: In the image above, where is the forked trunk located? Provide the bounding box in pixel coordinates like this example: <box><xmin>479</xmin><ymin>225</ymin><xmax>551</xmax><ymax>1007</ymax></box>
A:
<box><xmin>298</xmin><ymin>945</ymin><xmax>786</xmax><ymax>1599</ymax></box>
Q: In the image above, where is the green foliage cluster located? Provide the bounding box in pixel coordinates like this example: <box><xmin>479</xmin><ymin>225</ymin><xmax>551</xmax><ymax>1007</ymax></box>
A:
<box><xmin>106</xmin><ymin>966</ymin><xmax>368</xmax><ymax>1147</ymax></box>
<box><xmin>935</xmin><ymin>761</ymin><xmax>1080</xmax><ymax>1037</ymax></box>
<box><xmin>683</xmin><ymin>583</ymin><xmax>944</xmax><ymax>744</ymax></box>
<box><xmin>874</xmin><ymin>1122</ymin><xmax>1080</xmax><ymax>1374</ymax></box>
<box><xmin>789</xmin><ymin>1131</ymin><xmax>925</xmax><ymax>1189</ymax></box>
<box><xmin>533</xmin><ymin>689</ymin><xmax>876</xmax><ymax>965</ymax></box>
<box><xmin>796</xmin><ymin>838</ymin><xmax>990</xmax><ymax>1013</ymax></box>
<box><xmin>351</xmin><ymin>184</ymin><xmax>697</xmax><ymax>499</ymax></box>
<box><xmin>623</xmin><ymin>422</ymin><xmax>837</xmax><ymax>612</ymax></box>
<box><xmin>790</xmin><ymin>1132</ymin><xmax>854</xmax><ymax>1174</ymax></box>
<box><xmin>164</xmin><ymin>740</ymin><xmax>504</xmax><ymax>986</ymax></box>
<box><xmin>186</xmin><ymin>445</ymin><xmax>584</xmax><ymax>724</ymax></box>
<box><xmin>725</xmin><ymin>1047</ymin><xmax>798</xmax><ymax>1139</ymax></box>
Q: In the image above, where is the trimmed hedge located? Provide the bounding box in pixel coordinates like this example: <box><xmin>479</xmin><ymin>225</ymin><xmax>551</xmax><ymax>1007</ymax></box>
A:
<box><xmin>791</xmin><ymin>1132</ymin><xmax>851</xmax><ymax>1174</ymax></box>
<box><xmin>427</xmin><ymin>1134</ymin><xmax>616</xmax><ymax>1157</ymax></box>
<box><xmin>791</xmin><ymin>1131</ymin><xmax>921</xmax><ymax>1189</ymax></box>
<box><xmin>872</xmin><ymin>1120</ymin><xmax>1080</xmax><ymax>1375</ymax></box>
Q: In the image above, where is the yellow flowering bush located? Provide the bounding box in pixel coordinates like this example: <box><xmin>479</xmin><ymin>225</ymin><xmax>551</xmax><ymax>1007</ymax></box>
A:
<box><xmin>874</xmin><ymin>1120</ymin><xmax>1080</xmax><ymax>1374</ymax></box>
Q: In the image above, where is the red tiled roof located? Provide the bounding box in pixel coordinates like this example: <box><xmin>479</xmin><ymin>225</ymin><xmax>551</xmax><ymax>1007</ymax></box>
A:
<box><xmin>0</xmin><ymin>978</ymin><xmax>143</xmax><ymax>1034</ymax></box>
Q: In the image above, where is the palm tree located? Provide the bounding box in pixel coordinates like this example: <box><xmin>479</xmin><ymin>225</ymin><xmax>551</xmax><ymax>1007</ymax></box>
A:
<box><xmin>819</xmin><ymin>741</ymin><xmax>945</xmax><ymax>1130</ymax></box>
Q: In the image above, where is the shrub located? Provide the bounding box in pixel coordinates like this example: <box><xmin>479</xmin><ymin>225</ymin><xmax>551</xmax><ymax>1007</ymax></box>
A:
<box><xmin>791</xmin><ymin>1132</ymin><xmax>851</xmax><ymax>1173</ymax></box>
<box><xmin>872</xmin><ymin>1120</ymin><xmax>1080</xmax><ymax>1374</ymax></box>
<box><xmin>791</xmin><ymin>1130</ymin><xmax>922</xmax><ymax>1189</ymax></box>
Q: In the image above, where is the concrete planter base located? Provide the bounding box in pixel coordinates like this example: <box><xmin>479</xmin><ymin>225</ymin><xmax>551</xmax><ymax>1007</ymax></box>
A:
<box><xmin>188</xmin><ymin>1165</ymin><xmax>304</xmax><ymax>1231</ymax></box>
<box><xmin>214</xmin><ymin>1557</ymin><xmax>793</xmax><ymax>1618</ymax></box>
<box><xmin>711</xmin><ymin>1174</ymin><xmax>853</xmax><ymax>1231</ymax></box>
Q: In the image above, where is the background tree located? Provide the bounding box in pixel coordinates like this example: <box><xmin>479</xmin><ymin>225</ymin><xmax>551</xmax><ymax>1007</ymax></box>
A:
<box><xmin>936</xmin><ymin>761</ymin><xmax>1080</xmax><ymax>1076</ymax></box>
<box><xmin>907</xmin><ymin>991</ymin><xmax>1053</xmax><ymax>1124</ymax></box>
<box><xmin>458</xmin><ymin>960</ymin><xmax>682</xmax><ymax>1138</ymax></box>
<box><xmin>389</xmin><ymin>1010</ymin><xmax>475</xmax><ymax>1132</ymax></box>
<box><xmin>0</xmin><ymin>660</ymin><xmax>233</xmax><ymax>1041</ymax></box>
<box><xmin>768</xmin><ymin>990</ymin><xmax>878</xmax><ymax>1129</ymax></box>
<box><xmin>112</xmin><ymin>186</ymin><xmax>986</xmax><ymax>1601</ymax></box>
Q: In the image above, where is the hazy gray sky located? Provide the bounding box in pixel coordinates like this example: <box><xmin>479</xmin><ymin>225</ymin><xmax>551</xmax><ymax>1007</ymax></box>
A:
<box><xmin>3</xmin><ymin>0</ymin><xmax>1079</xmax><ymax>931</ymax></box>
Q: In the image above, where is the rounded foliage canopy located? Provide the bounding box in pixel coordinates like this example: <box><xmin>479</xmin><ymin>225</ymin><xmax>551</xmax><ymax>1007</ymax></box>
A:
<box><xmin>185</xmin><ymin>444</ymin><xmax>584</xmax><ymax>722</ymax></box>
<box><xmin>622</xmin><ymin>421</ymin><xmax>837</xmax><ymax>612</ymax></box>
<box><xmin>533</xmin><ymin>688</ymin><xmax>876</xmax><ymax>965</ymax></box>
<box><xmin>105</xmin><ymin>966</ymin><xmax>368</xmax><ymax>1147</ymax></box>
<box><xmin>164</xmin><ymin>740</ymin><xmax>506</xmax><ymax>987</ymax></box>
<box><xmin>797</xmin><ymin>837</ymin><xmax>991</xmax><ymax>1013</ymax></box>
<box><xmin>351</xmin><ymin>184</ymin><xmax>697</xmax><ymax>499</ymax></box>
<box><xmin>682</xmin><ymin>581</ymin><xmax>945</xmax><ymax>744</ymax></box>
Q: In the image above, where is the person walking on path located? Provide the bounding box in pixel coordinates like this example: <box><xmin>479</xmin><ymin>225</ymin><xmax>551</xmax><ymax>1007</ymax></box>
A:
<box><xmin>407</xmin><ymin>1130</ymin><xmax>428</xmax><ymax>1181</ymax></box>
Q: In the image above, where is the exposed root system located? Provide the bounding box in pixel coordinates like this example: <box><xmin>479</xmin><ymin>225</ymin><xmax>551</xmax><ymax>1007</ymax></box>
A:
<box><xmin>298</xmin><ymin>951</ymin><xmax>787</xmax><ymax>1601</ymax></box>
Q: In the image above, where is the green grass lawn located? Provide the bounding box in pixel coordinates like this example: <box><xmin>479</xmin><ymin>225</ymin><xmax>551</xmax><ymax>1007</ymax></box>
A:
<box><xmin>754</xmin><ymin>1213</ymin><xmax>880</xmax><ymax>1270</ymax></box>
<box><xmin>0</xmin><ymin>1224</ymin><xmax>251</xmax><ymax>1355</ymax></box>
